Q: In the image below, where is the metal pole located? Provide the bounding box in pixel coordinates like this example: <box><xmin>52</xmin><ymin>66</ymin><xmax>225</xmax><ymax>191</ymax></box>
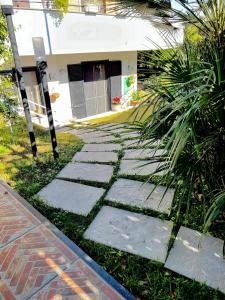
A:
<box><xmin>36</xmin><ymin>60</ymin><xmax>59</xmax><ymax>159</ymax></box>
<box><xmin>2</xmin><ymin>6</ymin><xmax>38</xmax><ymax>158</ymax></box>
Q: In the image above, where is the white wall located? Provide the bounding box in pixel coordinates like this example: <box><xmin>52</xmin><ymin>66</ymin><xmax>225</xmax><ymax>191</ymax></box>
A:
<box><xmin>21</xmin><ymin>51</ymin><xmax>137</xmax><ymax>123</ymax></box>
<box><xmin>12</xmin><ymin>9</ymin><xmax>184</xmax><ymax>56</ymax></box>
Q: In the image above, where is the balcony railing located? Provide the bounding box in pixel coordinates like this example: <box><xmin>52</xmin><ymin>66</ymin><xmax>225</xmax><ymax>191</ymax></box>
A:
<box><xmin>13</xmin><ymin>0</ymin><xmax>116</xmax><ymax>15</ymax></box>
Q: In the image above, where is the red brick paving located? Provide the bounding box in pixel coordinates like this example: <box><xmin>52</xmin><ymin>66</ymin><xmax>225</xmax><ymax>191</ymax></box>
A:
<box><xmin>0</xmin><ymin>183</ymin><xmax>127</xmax><ymax>300</ymax></box>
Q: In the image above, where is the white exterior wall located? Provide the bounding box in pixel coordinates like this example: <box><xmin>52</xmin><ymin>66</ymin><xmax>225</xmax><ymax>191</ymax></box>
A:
<box><xmin>12</xmin><ymin>9</ymin><xmax>184</xmax><ymax>56</ymax></box>
<box><xmin>21</xmin><ymin>51</ymin><xmax>137</xmax><ymax>124</ymax></box>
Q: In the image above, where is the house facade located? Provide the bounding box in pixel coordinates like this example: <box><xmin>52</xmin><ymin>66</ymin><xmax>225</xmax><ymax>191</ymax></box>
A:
<box><xmin>12</xmin><ymin>0</ymin><xmax>183</xmax><ymax>125</ymax></box>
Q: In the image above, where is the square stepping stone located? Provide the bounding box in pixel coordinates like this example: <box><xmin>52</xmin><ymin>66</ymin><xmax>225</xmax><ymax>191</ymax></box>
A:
<box><xmin>69</xmin><ymin>128</ymin><xmax>97</xmax><ymax>135</ymax></box>
<box><xmin>57</xmin><ymin>162</ymin><xmax>114</xmax><ymax>183</ymax></box>
<box><xmin>56</xmin><ymin>126</ymin><xmax>72</xmax><ymax>133</ymax></box>
<box><xmin>84</xmin><ymin>206</ymin><xmax>173</xmax><ymax>262</ymax></box>
<box><xmin>85</xmin><ymin>135</ymin><xmax>120</xmax><ymax>143</ymax></box>
<box><xmin>119</xmin><ymin>160</ymin><xmax>166</xmax><ymax>176</ymax></box>
<box><xmin>123</xmin><ymin>148</ymin><xmax>165</xmax><ymax>160</ymax></box>
<box><xmin>123</xmin><ymin>139</ymin><xmax>160</xmax><ymax>148</ymax></box>
<box><xmin>97</xmin><ymin>123</ymin><xmax>118</xmax><ymax>130</ymax></box>
<box><xmin>110</xmin><ymin>127</ymin><xmax>129</xmax><ymax>134</ymax></box>
<box><xmin>105</xmin><ymin>178</ymin><xmax>174</xmax><ymax>214</ymax></box>
<box><xmin>165</xmin><ymin>226</ymin><xmax>225</xmax><ymax>294</ymax></box>
<box><xmin>38</xmin><ymin>179</ymin><xmax>105</xmax><ymax>216</ymax></box>
<box><xmin>79</xmin><ymin>132</ymin><xmax>112</xmax><ymax>142</ymax></box>
<box><xmin>120</xmin><ymin>132</ymin><xmax>141</xmax><ymax>140</ymax></box>
<box><xmin>73</xmin><ymin>151</ymin><xmax>118</xmax><ymax>163</ymax></box>
<box><xmin>82</xmin><ymin>143</ymin><xmax>122</xmax><ymax>152</ymax></box>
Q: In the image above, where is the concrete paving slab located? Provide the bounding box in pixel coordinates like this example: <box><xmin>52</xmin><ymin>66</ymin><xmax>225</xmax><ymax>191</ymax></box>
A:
<box><xmin>73</xmin><ymin>151</ymin><xmax>118</xmax><ymax>163</ymax></box>
<box><xmin>123</xmin><ymin>139</ymin><xmax>161</xmax><ymax>148</ymax></box>
<box><xmin>82</xmin><ymin>143</ymin><xmax>122</xmax><ymax>152</ymax></box>
<box><xmin>84</xmin><ymin>206</ymin><xmax>173</xmax><ymax>262</ymax></box>
<box><xmin>120</xmin><ymin>132</ymin><xmax>141</xmax><ymax>140</ymax></box>
<box><xmin>69</xmin><ymin>128</ymin><xmax>97</xmax><ymax>135</ymax></box>
<box><xmin>57</xmin><ymin>162</ymin><xmax>114</xmax><ymax>183</ymax></box>
<box><xmin>165</xmin><ymin>226</ymin><xmax>225</xmax><ymax>294</ymax></box>
<box><xmin>38</xmin><ymin>179</ymin><xmax>105</xmax><ymax>216</ymax></box>
<box><xmin>85</xmin><ymin>135</ymin><xmax>120</xmax><ymax>143</ymax></box>
<box><xmin>56</xmin><ymin>126</ymin><xmax>72</xmax><ymax>133</ymax></box>
<box><xmin>123</xmin><ymin>148</ymin><xmax>165</xmax><ymax>160</ymax></box>
<box><xmin>97</xmin><ymin>123</ymin><xmax>118</xmax><ymax>129</ymax></box>
<box><xmin>119</xmin><ymin>160</ymin><xmax>166</xmax><ymax>176</ymax></box>
<box><xmin>79</xmin><ymin>132</ymin><xmax>112</xmax><ymax>141</ymax></box>
<box><xmin>105</xmin><ymin>178</ymin><xmax>174</xmax><ymax>214</ymax></box>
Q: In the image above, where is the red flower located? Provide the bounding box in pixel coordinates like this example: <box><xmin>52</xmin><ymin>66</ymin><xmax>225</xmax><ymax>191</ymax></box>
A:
<box><xmin>113</xmin><ymin>97</ymin><xmax>121</xmax><ymax>104</ymax></box>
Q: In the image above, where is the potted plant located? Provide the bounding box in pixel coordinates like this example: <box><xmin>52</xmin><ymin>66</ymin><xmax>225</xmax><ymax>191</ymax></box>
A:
<box><xmin>112</xmin><ymin>97</ymin><xmax>122</xmax><ymax>112</ymax></box>
<box><xmin>130</xmin><ymin>91</ymin><xmax>144</xmax><ymax>106</ymax></box>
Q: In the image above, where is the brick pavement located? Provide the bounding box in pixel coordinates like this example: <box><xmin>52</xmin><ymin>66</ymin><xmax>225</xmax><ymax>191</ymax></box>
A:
<box><xmin>0</xmin><ymin>181</ymin><xmax>135</xmax><ymax>300</ymax></box>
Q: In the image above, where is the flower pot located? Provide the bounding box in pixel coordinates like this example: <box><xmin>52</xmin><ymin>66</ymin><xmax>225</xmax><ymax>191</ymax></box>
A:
<box><xmin>130</xmin><ymin>100</ymin><xmax>140</xmax><ymax>106</ymax></box>
<box><xmin>50</xmin><ymin>93</ymin><xmax>60</xmax><ymax>103</ymax></box>
<box><xmin>112</xmin><ymin>104</ymin><xmax>122</xmax><ymax>112</ymax></box>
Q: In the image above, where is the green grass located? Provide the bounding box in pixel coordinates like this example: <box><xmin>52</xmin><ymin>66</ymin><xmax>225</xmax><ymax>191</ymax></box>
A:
<box><xmin>1</xmin><ymin>114</ymin><xmax>224</xmax><ymax>300</ymax></box>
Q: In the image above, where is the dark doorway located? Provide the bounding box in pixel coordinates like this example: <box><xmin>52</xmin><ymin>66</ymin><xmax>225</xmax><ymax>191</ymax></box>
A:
<box><xmin>82</xmin><ymin>61</ymin><xmax>109</xmax><ymax>117</ymax></box>
<box><xmin>68</xmin><ymin>61</ymin><xmax>110</xmax><ymax>119</ymax></box>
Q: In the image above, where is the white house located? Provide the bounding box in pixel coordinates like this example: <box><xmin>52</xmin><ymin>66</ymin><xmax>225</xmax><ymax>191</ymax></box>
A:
<box><xmin>11</xmin><ymin>0</ymin><xmax>183</xmax><ymax>125</ymax></box>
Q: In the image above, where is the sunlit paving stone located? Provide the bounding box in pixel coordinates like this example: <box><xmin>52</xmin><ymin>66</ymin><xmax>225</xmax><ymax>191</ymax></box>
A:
<box><xmin>119</xmin><ymin>160</ymin><xmax>167</xmax><ymax>176</ymax></box>
<box><xmin>32</xmin><ymin>259</ymin><xmax>125</xmax><ymax>300</ymax></box>
<box><xmin>0</xmin><ymin>225</ymin><xmax>77</xmax><ymax>299</ymax></box>
<box><xmin>105</xmin><ymin>178</ymin><xmax>174</xmax><ymax>214</ymax></box>
<box><xmin>84</xmin><ymin>135</ymin><xmax>120</xmax><ymax>143</ymax></box>
<box><xmin>38</xmin><ymin>179</ymin><xmax>105</xmax><ymax>216</ymax></box>
<box><xmin>123</xmin><ymin>148</ymin><xmax>165</xmax><ymax>160</ymax></box>
<box><xmin>119</xmin><ymin>132</ymin><xmax>141</xmax><ymax>140</ymax></box>
<box><xmin>110</xmin><ymin>127</ymin><xmax>130</xmax><ymax>134</ymax></box>
<box><xmin>76</xmin><ymin>132</ymin><xmax>112</xmax><ymax>142</ymax></box>
<box><xmin>55</xmin><ymin>126</ymin><xmax>72</xmax><ymax>133</ymax></box>
<box><xmin>96</xmin><ymin>123</ymin><xmax>119</xmax><ymax>129</ymax></box>
<box><xmin>69</xmin><ymin>128</ymin><xmax>100</xmax><ymax>135</ymax></box>
<box><xmin>57</xmin><ymin>162</ymin><xmax>114</xmax><ymax>183</ymax></box>
<box><xmin>84</xmin><ymin>206</ymin><xmax>173</xmax><ymax>262</ymax></box>
<box><xmin>81</xmin><ymin>143</ymin><xmax>122</xmax><ymax>152</ymax></box>
<box><xmin>123</xmin><ymin>139</ymin><xmax>161</xmax><ymax>149</ymax></box>
<box><xmin>165</xmin><ymin>226</ymin><xmax>225</xmax><ymax>294</ymax></box>
<box><xmin>73</xmin><ymin>151</ymin><xmax>118</xmax><ymax>163</ymax></box>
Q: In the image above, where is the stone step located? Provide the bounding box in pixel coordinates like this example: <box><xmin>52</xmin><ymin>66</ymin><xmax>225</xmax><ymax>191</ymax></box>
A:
<box><xmin>73</xmin><ymin>151</ymin><xmax>118</xmax><ymax>163</ymax></box>
<box><xmin>57</xmin><ymin>162</ymin><xmax>114</xmax><ymax>184</ymax></box>
<box><xmin>123</xmin><ymin>139</ymin><xmax>161</xmax><ymax>149</ymax></box>
<box><xmin>38</xmin><ymin>179</ymin><xmax>105</xmax><ymax>216</ymax></box>
<box><xmin>165</xmin><ymin>226</ymin><xmax>225</xmax><ymax>294</ymax></box>
<box><xmin>81</xmin><ymin>143</ymin><xmax>122</xmax><ymax>152</ymax></box>
<box><xmin>123</xmin><ymin>148</ymin><xmax>165</xmax><ymax>160</ymax></box>
<box><xmin>119</xmin><ymin>160</ymin><xmax>166</xmax><ymax>176</ymax></box>
<box><xmin>119</xmin><ymin>132</ymin><xmax>141</xmax><ymax>140</ymax></box>
<box><xmin>105</xmin><ymin>178</ymin><xmax>174</xmax><ymax>214</ymax></box>
<box><xmin>84</xmin><ymin>135</ymin><xmax>120</xmax><ymax>144</ymax></box>
<box><xmin>84</xmin><ymin>206</ymin><xmax>173</xmax><ymax>263</ymax></box>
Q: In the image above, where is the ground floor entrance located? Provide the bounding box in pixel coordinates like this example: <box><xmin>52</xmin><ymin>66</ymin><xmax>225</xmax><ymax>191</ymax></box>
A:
<box><xmin>68</xmin><ymin>60</ymin><xmax>122</xmax><ymax>119</ymax></box>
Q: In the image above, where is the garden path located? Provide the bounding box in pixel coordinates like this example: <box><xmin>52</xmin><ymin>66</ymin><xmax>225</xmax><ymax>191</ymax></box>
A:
<box><xmin>40</xmin><ymin>122</ymin><xmax>225</xmax><ymax>295</ymax></box>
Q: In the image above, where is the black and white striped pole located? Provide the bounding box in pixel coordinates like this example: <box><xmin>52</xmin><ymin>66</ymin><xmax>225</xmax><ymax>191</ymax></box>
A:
<box><xmin>1</xmin><ymin>0</ymin><xmax>38</xmax><ymax>158</ymax></box>
<box><xmin>32</xmin><ymin>37</ymin><xmax>59</xmax><ymax>159</ymax></box>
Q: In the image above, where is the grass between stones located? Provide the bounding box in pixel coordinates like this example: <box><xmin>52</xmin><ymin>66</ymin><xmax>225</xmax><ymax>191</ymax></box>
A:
<box><xmin>1</xmin><ymin>116</ymin><xmax>224</xmax><ymax>299</ymax></box>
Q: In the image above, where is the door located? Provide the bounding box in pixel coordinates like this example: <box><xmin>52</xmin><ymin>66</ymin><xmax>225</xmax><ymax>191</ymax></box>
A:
<box><xmin>68</xmin><ymin>64</ymin><xmax>87</xmax><ymax>119</ymax></box>
<box><xmin>83</xmin><ymin>61</ymin><xmax>109</xmax><ymax>117</ymax></box>
<box><xmin>23</xmin><ymin>69</ymin><xmax>45</xmax><ymax>114</ymax></box>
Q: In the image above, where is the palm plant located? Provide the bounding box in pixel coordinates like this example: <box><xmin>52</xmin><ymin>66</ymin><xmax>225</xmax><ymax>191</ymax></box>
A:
<box><xmin>117</xmin><ymin>0</ymin><xmax>225</xmax><ymax>231</ymax></box>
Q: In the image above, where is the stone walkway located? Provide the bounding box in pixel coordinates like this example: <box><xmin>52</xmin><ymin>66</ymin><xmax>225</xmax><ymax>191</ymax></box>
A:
<box><xmin>38</xmin><ymin>122</ymin><xmax>225</xmax><ymax>295</ymax></box>
<box><xmin>0</xmin><ymin>180</ymin><xmax>134</xmax><ymax>299</ymax></box>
